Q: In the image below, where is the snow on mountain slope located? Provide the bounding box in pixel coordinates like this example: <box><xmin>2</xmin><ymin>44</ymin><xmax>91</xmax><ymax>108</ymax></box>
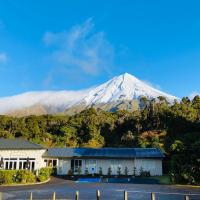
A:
<box><xmin>0</xmin><ymin>73</ymin><xmax>178</xmax><ymax>114</ymax></box>
<box><xmin>82</xmin><ymin>73</ymin><xmax>177</xmax><ymax>105</ymax></box>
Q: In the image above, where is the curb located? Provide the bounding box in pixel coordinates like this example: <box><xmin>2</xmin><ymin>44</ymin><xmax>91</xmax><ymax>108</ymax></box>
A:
<box><xmin>175</xmin><ymin>184</ymin><xmax>200</xmax><ymax>188</ymax></box>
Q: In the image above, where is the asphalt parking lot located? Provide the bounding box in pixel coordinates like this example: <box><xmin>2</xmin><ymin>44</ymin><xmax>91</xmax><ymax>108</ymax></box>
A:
<box><xmin>0</xmin><ymin>177</ymin><xmax>200</xmax><ymax>200</ymax></box>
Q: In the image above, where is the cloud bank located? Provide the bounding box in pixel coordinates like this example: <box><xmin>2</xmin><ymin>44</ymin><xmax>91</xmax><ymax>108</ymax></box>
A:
<box><xmin>43</xmin><ymin>18</ymin><xmax>114</xmax><ymax>77</ymax></box>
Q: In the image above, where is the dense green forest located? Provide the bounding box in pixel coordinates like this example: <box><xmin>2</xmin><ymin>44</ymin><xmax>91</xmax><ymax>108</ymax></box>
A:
<box><xmin>0</xmin><ymin>96</ymin><xmax>200</xmax><ymax>185</ymax></box>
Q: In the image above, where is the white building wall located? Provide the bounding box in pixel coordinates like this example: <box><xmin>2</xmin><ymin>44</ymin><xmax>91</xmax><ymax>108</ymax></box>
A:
<box><xmin>95</xmin><ymin>159</ymin><xmax>134</xmax><ymax>175</ymax></box>
<box><xmin>134</xmin><ymin>158</ymin><xmax>163</xmax><ymax>176</ymax></box>
<box><xmin>0</xmin><ymin>149</ymin><xmax>46</xmax><ymax>170</ymax></box>
<box><xmin>56</xmin><ymin>158</ymin><xmax>163</xmax><ymax>176</ymax></box>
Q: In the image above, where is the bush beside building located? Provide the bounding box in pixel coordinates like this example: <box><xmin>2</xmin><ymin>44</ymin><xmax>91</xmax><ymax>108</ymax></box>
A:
<box><xmin>0</xmin><ymin>167</ymin><xmax>52</xmax><ymax>185</ymax></box>
<box><xmin>37</xmin><ymin>167</ymin><xmax>53</xmax><ymax>182</ymax></box>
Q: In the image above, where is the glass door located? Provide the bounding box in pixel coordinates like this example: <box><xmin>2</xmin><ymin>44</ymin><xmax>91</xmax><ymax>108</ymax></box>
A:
<box><xmin>71</xmin><ymin>159</ymin><xmax>82</xmax><ymax>174</ymax></box>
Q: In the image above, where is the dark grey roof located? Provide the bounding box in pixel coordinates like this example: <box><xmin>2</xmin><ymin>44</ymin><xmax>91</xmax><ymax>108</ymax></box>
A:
<box><xmin>0</xmin><ymin>139</ymin><xmax>45</xmax><ymax>150</ymax></box>
<box><xmin>44</xmin><ymin>148</ymin><xmax>164</xmax><ymax>158</ymax></box>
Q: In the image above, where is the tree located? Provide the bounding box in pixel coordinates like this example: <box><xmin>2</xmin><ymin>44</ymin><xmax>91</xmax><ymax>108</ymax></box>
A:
<box><xmin>138</xmin><ymin>130</ymin><xmax>166</xmax><ymax>150</ymax></box>
<box><xmin>121</xmin><ymin>130</ymin><xmax>136</xmax><ymax>147</ymax></box>
<box><xmin>60</xmin><ymin>126</ymin><xmax>78</xmax><ymax>147</ymax></box>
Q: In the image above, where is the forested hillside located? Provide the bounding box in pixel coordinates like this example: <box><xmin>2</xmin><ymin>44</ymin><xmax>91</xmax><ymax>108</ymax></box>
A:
<box><xmin>0</xmin><ymin>96</ymin><xmax>199</xmax><ymax>185</ymax></box>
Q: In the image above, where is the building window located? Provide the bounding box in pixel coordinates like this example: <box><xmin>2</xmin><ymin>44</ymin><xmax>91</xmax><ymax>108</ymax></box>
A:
<box><xmin>53</xmin><ymin>160</ymin><xmax>57</xmax><ymax>167</ymax></box>
<box><xmin>13</xmin><ymin>162</ymin><xmax>17</xmax><ymax>169</ymax></box>
<box><xmin>45</xmin><ymin>159</ymin><xmax>57</xmax><ymax>167</ymax></box>
<box><xmin>19</xmin><ymin>158</ymin><xmax>35</xmax><ymax>170</ymax></box>
<box><xmin>31</xmin><ymin>162</ymin><xmax>35</xmax><ymax>171</ymax></box>
<box><xmin>9</xmin><ymin>162</ymin><xmax>13</xmax><ymax>169</ymax></box>
<box><xmin>71</xmin><ymin>160</ymin><xmax>74</xmax><ymax>169</ymax></box>
<box><xmin>2</xmin><ymin>158</ymin><xmax>35</xmax><ymax>171</ymax></box>
<box><xmin>71</xmin><ymin>159</ymin><xmax>82</xmax><ymax>173</ymax></box>
<box><xmin>23</xmin><ymin>162</ymin><xmax>27</xmax><ymax>169</ymax></box>
<box><xmin>5</xmin><ymin>162</ymin><xmax>9</xmax><ymax>169</ymax></box>
<box><xmin>19</xmin><ymin>162</ymin><xmax>22</xmax><ymax>169</ymax></box>
<box><xmin>3</xmin><ymin>158</ymin><xmax>17</xmax><ymax>170</ymax></box>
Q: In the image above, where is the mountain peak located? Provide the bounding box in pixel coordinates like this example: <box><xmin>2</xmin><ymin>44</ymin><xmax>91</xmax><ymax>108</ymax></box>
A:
<box><xmin>116</xmin><ymin>73</ymin><xmax>141</xmax><ymax>85</ymax></box>
<box><xmin>82</xmin><ymin>73</ymin><xmax>178</xmax><ymax>105</ymax></box>
<box><xmin>122</xmin><ymin>72</ymin><xmax>132</xmax><ymax>77</ymax></box>
<box><xmin>118</xmin><ymin>72</ymin><xmax>137</xmax><ymax>79</ymax></box>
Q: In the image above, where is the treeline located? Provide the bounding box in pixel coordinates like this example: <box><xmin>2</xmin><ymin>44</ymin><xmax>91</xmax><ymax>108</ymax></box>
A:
<box><xmin>0</xmin><ymin>96</ymin><xmax>200</xmax><ymax>184</ymax></box>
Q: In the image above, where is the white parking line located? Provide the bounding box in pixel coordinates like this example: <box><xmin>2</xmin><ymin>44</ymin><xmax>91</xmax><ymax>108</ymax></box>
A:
<box><xmin>115</xmin><ymin>190</ymin><xmax>200</xmax><ymax>196</ymax></box>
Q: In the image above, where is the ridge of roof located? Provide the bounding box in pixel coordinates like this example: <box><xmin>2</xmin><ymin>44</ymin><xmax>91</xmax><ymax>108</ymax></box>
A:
<box><xmin>0</xmin><ymin>138</ymin><xmax>45</xmax><ymax>150</ymax></box>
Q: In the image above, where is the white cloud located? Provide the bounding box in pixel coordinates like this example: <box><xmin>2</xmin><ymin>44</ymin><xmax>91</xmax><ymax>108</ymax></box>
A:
<box><xmin>0</xmin><ymin>53</ymin><xmax>7</xmax><ymax>63</ymax></box>
<box><xmin>43</xmin><ymin>18</ymin><xmax>114</xmax><ymax>76</ymax></box>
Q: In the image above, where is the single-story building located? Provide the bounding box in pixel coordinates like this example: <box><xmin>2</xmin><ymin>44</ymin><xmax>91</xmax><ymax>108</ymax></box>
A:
<box><xmin>0</xmin><ymin>139</ymin><xmax>164</xmax><ymax>176</ymax></box>
<box><xmin>0</xmin><ymin>139</ymin><xmax>46</xmax><ymax>171</ymax></box>
<box><xmin>44</xmin><ymin>148</ymin><xmax>164</xmax><ymax>176</ymax></box>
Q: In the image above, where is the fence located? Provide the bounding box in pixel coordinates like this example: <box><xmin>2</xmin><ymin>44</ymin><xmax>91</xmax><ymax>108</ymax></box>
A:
<box><xmin>0</xmin><ymin>190</ymin><xmax>190</xmax><ymax>200</ymax></box>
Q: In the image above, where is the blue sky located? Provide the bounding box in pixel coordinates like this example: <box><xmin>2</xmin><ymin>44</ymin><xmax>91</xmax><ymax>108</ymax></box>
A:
<box><xmin>0</xmin><ymin>0</ymin><xmax>200</xmax><ymax>98</ymax></box>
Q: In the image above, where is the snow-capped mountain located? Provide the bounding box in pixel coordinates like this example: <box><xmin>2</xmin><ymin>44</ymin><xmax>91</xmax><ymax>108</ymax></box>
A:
<box><xmin>0</xmin><ymin>73</ymin><xmax>178</xmax><ymax>115</ymax></box>
<box><xmin>82</xmin><ymin>73</ymin><xmax>177</xmax><ymax>105</ymax></box>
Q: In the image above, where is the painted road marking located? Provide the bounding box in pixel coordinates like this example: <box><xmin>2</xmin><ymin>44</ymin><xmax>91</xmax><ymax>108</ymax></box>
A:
<box><xmin>115</xmin><ymin>190</ymin><xmax>200</xmax><ymax>196</ymax></box>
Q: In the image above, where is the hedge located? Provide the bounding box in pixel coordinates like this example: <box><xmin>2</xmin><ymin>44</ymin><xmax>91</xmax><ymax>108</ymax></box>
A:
<box><xmin>15</xmin><ymin>170</ymin><xmax>36</xmax><ymax>184</ymax></box>
<box><xmin>0</xmin><ymin>170</ymin><xmax>36</xmax><ymax>185</ymax></box>
<box><xmin>0</xmin><ymin>170</ymin><xmax>16</xmax><ymax>184</ymax></box>
<box><xmin>0</xmin><ymin>167</ymin><xmax>53</xmax><ymax>185</ymax></box>
<box><xmin>37</xmin><ymin>167</ymin><xmax>52</xmax><ymax>182</ymax></box>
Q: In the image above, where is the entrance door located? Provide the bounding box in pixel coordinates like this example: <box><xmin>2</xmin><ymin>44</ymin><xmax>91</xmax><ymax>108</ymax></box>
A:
<box><xmin>60</xmin><ymin>160</ymin><xmax>68</xmax><ymax>175</ymax></box>
<box><xmin>71</xmin><ymin>159</ymin><xmax>82</xmax><ymax>174</ymax></box>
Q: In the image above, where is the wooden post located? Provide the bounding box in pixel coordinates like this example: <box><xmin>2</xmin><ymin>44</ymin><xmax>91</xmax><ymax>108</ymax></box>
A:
<box><xmin>29</xmin><ymin>192</ymin><xmax>33</xmax><ymax>200</ymax></box>
<box><xmin>151</xmin><ymin>192</ymin><xmax>156</xmax><ymax>200</ymax></box>
<box><xmin>0</xmin><ymin>192</ymin><xmax>2</xmax><ymax>200</ymax></box>
<box><xmin>124</xmin><ymin>190</ymin><xmax>128</xmax><ymax>200</ymax></box>
<box><xmin>52</xmin><ymin>192</ymin><xmax>56</xmax><ymax>200</ymax></box>
<box><xmin>185</xmin><ymin>196</ymin><xmax>189</xmax><ymax>200</ymax></box>
<box><xmin>75</xmin><ymin>191</ymin><xmax>79</xmax><ymax>200</ymax></box>
<box><xmin>96</xmin><ymin>190</ymin><xmax>100</xmax><ymax>200</ymax></box>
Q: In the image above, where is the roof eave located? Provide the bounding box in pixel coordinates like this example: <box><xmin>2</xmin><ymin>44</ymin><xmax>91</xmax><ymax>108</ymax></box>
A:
<box><xmin>43</xmin><ymin>155</ymin><xmax>164</xmax><ymax>159</ymax></box>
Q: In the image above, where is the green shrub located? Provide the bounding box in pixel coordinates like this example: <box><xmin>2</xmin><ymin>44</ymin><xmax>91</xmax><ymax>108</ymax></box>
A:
<box><xmin>124</xmin><ymin>166</ymin><xmax>129</xmax><ymax>175</ymax></box>
<box><xmin>117</xmin><ymin>167</ymin><xmax>121</xmax><ymax>176</ymax></box>
<box><xmin>99</xmin><ymin>167</ymin><xmax>103</xmax><ymax>175</ymax></box>
<box><xmin>16</xmin><ymin>170</ymin><xmax>36</xmax><ymax>183</ymax></box>
<box><xmin>77</xmin><ymin>167</ymin><xmax>81</xmax><ymax>175</ymax></box>
<box><xmin>67</xmin><ymin>169</ymin><xmax>73</xmax><ymax>176</ymax></box>
<box><xmin>38</xmin><ymin>167</ymin><xmax>52</xmax><ymax>182</ymax></box>
<box><xmin>0</xmin><ymin>170</ymin><xmax>16</xmax><ymax>184</ymax></box>
<box><xmin>133</xmin><ymin>167</ymin><xmax>137</xmax><ymax>176</ymax></box>
<box><xmin>0</xmin><ymin>170</ymin><xmax>36</xmax><ymax>185</ymax></box>
<box><xmin>84</xmin><ymin>167</ymin><xmax>89</xmax><ymax>175</ymax></box>
<box><xmin>140</xmin><ymin>170</ymin><xmax>151</xmax><ymax>177</ymax></box>
<box><xmin>108</xmin><ymin>167</ymin><xmax>112</xmax><ymax>175</ymax></box>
